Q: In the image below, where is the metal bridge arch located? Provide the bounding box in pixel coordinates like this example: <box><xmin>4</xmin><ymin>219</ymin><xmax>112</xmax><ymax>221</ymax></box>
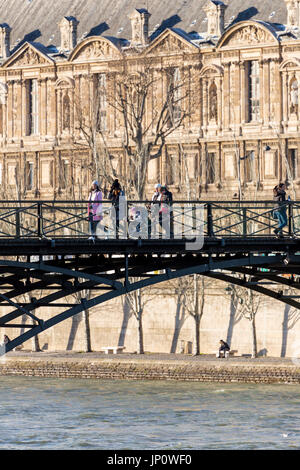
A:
<box><xmin>2</xmin><ymin>252</ymin><xmax>300</xmax><ymax>353</ymax></box>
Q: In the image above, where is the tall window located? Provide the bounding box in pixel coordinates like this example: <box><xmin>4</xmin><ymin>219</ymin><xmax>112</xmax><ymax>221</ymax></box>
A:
<box><xmin>206</xmin><ymin>152</ymin><xmax>216</xmax><ymax>184</ymax></box>
<box><xmin>27</xmin><ymin>79</ymin><xmax>39</xmax><ymax>135</ymax></box>
<box><xmin>247</xmin><ymin>61</ymin><xmax>260</xmax><ymax>122</ymax></box>
<box><xmin>287</xmin><ymin>149</ymin><xmax>297</xmax><ymax>181</ymax></box>
<box><xmin>95</xmin><ymin>74</ymin><xmax>106</xmax><ymax>131</ymax></box>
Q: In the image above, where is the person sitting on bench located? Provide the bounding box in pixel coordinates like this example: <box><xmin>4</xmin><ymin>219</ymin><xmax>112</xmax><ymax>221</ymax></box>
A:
<box><xmin>217</xmin><ymin>339</ymin><xmax>230</xmax><ymax>358</ymax></box>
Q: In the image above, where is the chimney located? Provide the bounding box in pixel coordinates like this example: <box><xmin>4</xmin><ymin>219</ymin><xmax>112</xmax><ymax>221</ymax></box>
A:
<box><xmin>203</xmin><ymin>0</ymin><xmax>227</xmax><ymax>37</ymax></box>
<box><xmin>129</xmin><ymin>9</ymin><xmax>151</xmax><ymax>46</ymax></box>
<box><xmin>58</xmin><ymin>16</ymin><xmax>79</xmax><ymax>52</ymax></box>
<box><xmin>285</xmin><ymin>0</ymin><xmax>300</xmax><ymax>28</ymax></box>
<box><xmin>0</xmin><ymin>24</ymin><xmax>11</xmax><ymax>59</ymax></box>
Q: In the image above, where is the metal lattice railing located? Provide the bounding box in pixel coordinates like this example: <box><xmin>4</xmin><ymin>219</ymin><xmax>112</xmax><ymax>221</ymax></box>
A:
<box><xmin>0</xmin><ymin>200</ymin><xmax>295</xmax><ymax>239</ymax></box>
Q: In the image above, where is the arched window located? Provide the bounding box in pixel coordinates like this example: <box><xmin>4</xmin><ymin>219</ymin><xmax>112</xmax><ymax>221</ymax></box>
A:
<box><xmin>55</xmin><ymin>78</ymin><xmax>74</xmax><ymax>135</ymax></box>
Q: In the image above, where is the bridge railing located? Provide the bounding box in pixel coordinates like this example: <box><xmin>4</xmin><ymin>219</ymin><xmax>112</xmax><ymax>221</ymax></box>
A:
<box><xmin>0</xmin><ymin>200</ymin><xmax>296</xmax><ymax>239</ymax></box>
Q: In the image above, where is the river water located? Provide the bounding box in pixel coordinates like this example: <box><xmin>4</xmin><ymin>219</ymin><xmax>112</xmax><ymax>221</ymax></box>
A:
<box><xmin>0</xmin><ymin>376</ymin><xmax>299</xmax><ymax>450</ymax></box>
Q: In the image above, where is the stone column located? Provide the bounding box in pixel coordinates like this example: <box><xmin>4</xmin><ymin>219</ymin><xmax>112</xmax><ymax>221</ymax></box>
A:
<box><xmin>38</xmin><ymin>78</ymin><xmax>42</xmax><ymax>137</ymax></box>
<box><xmin>223</xmin><ymin>63</ymin><xmax>230</xmax><ymax>130</ymax></box>
<box><xmin>259</xmin><ymin>60</ymin><xmax>264</xmax><ymax>123</ymax></box>
<box><xmin>204</xmin><ymin>78</ymin><xmax>209</xmax><ymax>128</ymax></box>
<box><xmin>21</xmin><ymin>79</ymin><xmax>27</xmax><ymax>136</ymax></box>
<box><xmin>231</xmin><ymin>61</ymin><xmax>239</xmax><ymax>130</ymax></box>
<box><xmin>282</xmin><ymin>70</ymin><xmax>289</xmax><ymax>125</ymax></box>
<box><xmin>44</xmin><ymin>78</ymin><xmax>48</xmax><ymax>136</ymax></box>
<box><xmin>262</xmin><ymin>59</ymin><xmax>270</xmax><ymax>125</ymax></box>
<box><xmin>240</xmin><ymin>61</ymin><xmax>246</xmax><ymax>124</ymax></box>
<box><xmin>2</xmin><ymin>87</ymin><xmax>7</xmax><ymax>144</ymax></box>
<box><xmin>74</xmin><ymin>74</ymin><xmax>81</xmax><ymax>138</ymax></box>
<box><xmin>56</xmin><ymin>88</ymin><xmax>62</xmax><ymax>137</ymax></box>
<box><xmin>7</xmin><ymin>80</ymin><xmax>13</xmax><ymax>139</ymax></box>
<box><xmin>13</xmin><ymin>79</ymin><xmax>22</xmax><ymax>138</ymax></box>
<box><xmin>39</xmin><ymin>78</ymin><xmax>47</xmax><ymax>136</ymax></box>
<box><xmin>48</xmin><ymin>77</ymin><xmax>56</xmax><ymax>138</ymax></box>
<box><xmin>216</xmin><ymin>76</ymin><xmax>222</xmax><ymax>131</ymax></box>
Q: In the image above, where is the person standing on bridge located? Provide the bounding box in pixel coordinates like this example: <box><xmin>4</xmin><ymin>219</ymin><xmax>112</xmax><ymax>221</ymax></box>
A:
<box><xmin>108</xmin><ymin>179</ymin><xmax>123</xmax><ymax>236</ymax></box>
<box><xmin>158</xmin><ymin>186</ymin><xmax>174</xmax><ymax>238</ymax></box>
<box><xmin>88</xmin><ymin>181</ymin><xmax>103</xmax><ymax>240</ymax></box>
<box><xmin>273</xmin><ymin>183</ymin><xmax>288</xmax><ymax>237</ymax></box>
<box><xmin>150</xmin><ymin>184</ymin><xmax>161</xmax><ymax>238</ymax></box>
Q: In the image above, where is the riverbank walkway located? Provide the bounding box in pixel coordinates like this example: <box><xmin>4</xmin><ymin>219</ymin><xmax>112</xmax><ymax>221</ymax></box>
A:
<box><xmin>0</xmin><ymin>351</ymin><xmax>299</xmax><ymax>384</ymax></box>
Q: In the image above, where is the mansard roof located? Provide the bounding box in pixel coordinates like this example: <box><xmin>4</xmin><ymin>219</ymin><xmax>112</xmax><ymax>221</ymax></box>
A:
<box><xmin>0</xmin><ymin>0</ymin><xmax>288</xmax><ymax>54</ymax></box>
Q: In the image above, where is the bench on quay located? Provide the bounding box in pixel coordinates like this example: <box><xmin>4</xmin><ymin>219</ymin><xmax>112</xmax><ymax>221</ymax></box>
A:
<box><xmin>101</xmin><ymin>346</ymin><xmax>125</xmax><ymax>354</ymax></box>
<box><xmin>225</xmin><ymin>349</ymin><xmax>238</xmax><ymax>358</ymax></box>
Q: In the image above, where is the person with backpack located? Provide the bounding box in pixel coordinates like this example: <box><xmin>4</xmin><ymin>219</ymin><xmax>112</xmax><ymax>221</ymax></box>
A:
<box><xmin>273</xmin><ymin>183</ymin><xmax>288</xmax><ymax>237</ymax></box>
<box><xmin>108</xmin><ymin>179</ymin><xmax>122</xmax><ymax>205</ymax></box>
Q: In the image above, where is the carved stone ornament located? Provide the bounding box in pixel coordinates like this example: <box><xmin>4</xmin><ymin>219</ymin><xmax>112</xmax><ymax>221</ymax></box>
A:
<box><xmin>75</xmin><ymin>40</ymin><xmax>117</xmax><ymax>60</ymax></box>
<box><xmin>150</xmin><ymin>35</ymin><xmax>189</xmax><ymax>54</ymax></box>
<box><xmin>223</xmin><ymin>25</ymin><xmax>274</xmax><ymax>47</ymax></box>
<box><xmin>12</xmin><ymin>48</ymin><xmax>48</xmax><ymax>66</ymax></box>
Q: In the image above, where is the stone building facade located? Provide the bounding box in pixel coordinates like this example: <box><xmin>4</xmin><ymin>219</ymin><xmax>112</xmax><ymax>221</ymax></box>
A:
<box><xmin>0</xmin><ymin>0</ymin><xmax>299</xmax><ymax>199</ymax></box>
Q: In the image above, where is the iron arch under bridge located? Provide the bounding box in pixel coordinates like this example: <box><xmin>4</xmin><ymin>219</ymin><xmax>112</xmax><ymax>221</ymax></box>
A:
<box><xmin>0</xmin><ymin>199</ymin><xmax>299</xmax><ymax>353</ymax></box>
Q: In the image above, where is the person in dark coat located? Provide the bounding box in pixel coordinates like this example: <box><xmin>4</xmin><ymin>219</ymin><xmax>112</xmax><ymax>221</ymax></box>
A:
<box><xmin>217</xmin><ymin>339</ymin><xmax>230</xmax><ymax>358</ymax></box>
<box><xmin>108</xmin><ymin>179</ymin><xmax>123</xmax><ymax>236</ymax></box>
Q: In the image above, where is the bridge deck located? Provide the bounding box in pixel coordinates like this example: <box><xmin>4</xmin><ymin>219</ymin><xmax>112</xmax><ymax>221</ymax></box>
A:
<box><xmin>0</xmin><ymin>236</ymin><xmax>298</xmax><ymax>256</ymax></box>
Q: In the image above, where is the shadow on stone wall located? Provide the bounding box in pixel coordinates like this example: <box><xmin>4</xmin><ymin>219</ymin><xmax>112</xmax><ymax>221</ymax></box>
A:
<box><xmin>226</xmin><ymin>294</ymin><xmax>242</xmax><ymax>347</ymax></box>
<box><xmin>170</xmin><ymin>297</ymin><xmax>186</xmax><ymax>353</ymax></box>
<box><xmin>280</xmin><ymin>304</ymin><xmax>300</xmax><ymax>357</ymax></box>
<box><xmin>118</xmin><ymin>296</ymin><xmax>132</xmax><ymax>347</ymax></box>
<box><xmin>66</xmin><ymin>312</ymin><xmax>82</xmax><ymax>350</ymax></box>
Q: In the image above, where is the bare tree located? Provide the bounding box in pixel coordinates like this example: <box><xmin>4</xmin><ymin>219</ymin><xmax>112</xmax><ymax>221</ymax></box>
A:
<box><xmin>75</xmin><ymin>58</ymin><xmax>195</xmax><ymax>198</ymax></box>
<box><xmin>225</xmin><ymin>277</ymin><xmax>262</xmax><ymax>358</ymax></box>
<box><xmin>124</xmin><ymin>281</ymin><xmax>155</xmax><ymax>354</ymax></box>
<box><xmin>173</xmin><ymin>275</ymin><xmax>213</xmax><ymax>355</ymax></box>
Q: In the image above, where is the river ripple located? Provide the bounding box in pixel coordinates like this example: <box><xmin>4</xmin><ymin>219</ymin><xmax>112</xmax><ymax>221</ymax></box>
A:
<box><xmin>0</xmin><ymin>376</ymin><xmax>299</xmax><ymax>449</ymax></box>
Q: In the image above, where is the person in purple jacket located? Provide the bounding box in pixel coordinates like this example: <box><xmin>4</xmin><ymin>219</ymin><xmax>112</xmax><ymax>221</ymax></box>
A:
<box><xmin>88</xmin><ymin>180</ymin><xmax>103</xmax><ymax>240</ymax></box>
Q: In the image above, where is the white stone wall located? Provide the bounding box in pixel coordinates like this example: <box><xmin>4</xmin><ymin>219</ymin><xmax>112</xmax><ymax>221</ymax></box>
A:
<box><xmin>9</xmin><ymin>282</ymin><xmax>300</xmax><ymax>358</ymax></box>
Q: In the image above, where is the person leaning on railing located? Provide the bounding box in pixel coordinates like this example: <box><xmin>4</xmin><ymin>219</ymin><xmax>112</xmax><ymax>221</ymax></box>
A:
<box><xmin>273</xmin><ymin>183</ymin><xmax>288</xmax><ymax>238</ymax></box>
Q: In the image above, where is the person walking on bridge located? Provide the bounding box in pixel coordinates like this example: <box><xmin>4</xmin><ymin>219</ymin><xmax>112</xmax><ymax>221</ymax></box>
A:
<box><xmin>88</xmin><ymin>180</ymin><xmax>103</xmax><ymax>240</ymax></box>
<box><xmin>273</xmin><ymin>183</ymin><xmax>288</xmax><ymax>238</ymax></box>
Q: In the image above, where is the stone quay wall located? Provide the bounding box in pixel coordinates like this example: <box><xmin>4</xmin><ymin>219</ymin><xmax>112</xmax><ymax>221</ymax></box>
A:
<box><xmin>1</xmin><ymin>355</ymin><xmax>300</xmax><ymax>384</ymax></box>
